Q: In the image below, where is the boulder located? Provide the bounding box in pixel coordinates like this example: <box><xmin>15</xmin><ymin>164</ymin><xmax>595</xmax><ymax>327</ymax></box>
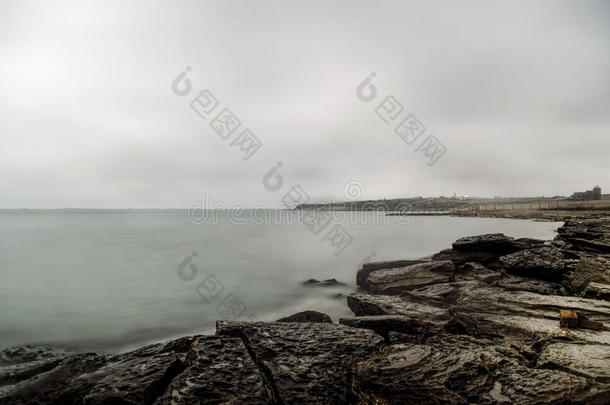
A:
<box><xmin>500</xmin><ymin>246</ymin><xmax>567</xmax><ymax>280</ymax></box>
<box><xmin>277</xmin><ymin>310</ymin><xmax>332</xmax><ymax>323</ymax></box>
<box><xmin>431</xmin><ymin>248</ymin><xmax>499</xmax><ymax>266</ymax></box>
<box><xmin>216</xmin><ymin>321</ymin><xmax>383</xmax><ymax>405</ymax></box>
<box><xmin>364</xmin><ymin>260</ymin><xmax>455</xmax><ymax>294</ymax></box>
<box><xmin>339</xmin><ymin>315</ymin><xmax>441</xmax><ymax>340</ymax></box>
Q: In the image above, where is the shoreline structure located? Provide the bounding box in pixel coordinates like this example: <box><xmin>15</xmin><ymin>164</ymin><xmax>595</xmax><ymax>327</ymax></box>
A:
<box><xmin>2</xmin><ymin>214</ymin><xmax>610</xmax><ymax>404</ymax></box>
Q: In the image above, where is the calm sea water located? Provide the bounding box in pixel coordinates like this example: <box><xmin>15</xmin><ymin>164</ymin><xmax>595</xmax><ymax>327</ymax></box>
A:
<box><xmin>0</xmin><ymin>210</ymin><xmax>562</xmax><ymax>352</ymax></box>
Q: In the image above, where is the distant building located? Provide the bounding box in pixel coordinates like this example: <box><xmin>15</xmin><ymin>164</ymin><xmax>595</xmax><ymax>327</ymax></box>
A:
<box><xmin>571</xmin><ymin>185</ymin><xmax>602</xmax><ymax>200</ymax></box>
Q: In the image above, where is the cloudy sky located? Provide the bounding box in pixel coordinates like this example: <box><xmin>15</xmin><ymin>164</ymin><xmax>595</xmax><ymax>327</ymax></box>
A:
<box><xmin>1</xmin><ymin>0</ymin><xmax>608</xmax><ymax>208</ymax></box>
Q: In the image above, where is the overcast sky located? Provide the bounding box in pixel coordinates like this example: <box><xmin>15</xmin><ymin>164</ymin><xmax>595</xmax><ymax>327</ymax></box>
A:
<box><xmin>1</xmin><ymin>0</ymin><xmax>608</xmax><ymax>208</ymax></box>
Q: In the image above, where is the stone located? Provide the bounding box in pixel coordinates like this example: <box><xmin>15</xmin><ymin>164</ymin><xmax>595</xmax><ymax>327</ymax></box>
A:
<box><xmin>156</xmin><ymin>336</ymin><xmax>270</xmax><ymax>404</ymax></box>
<box><xmin>277</xmin><ymin>310</ymin><xmax>332</xmax><ymax>323</ymax></box>
<box><xmin>364</xmin><ymin>260</ymin><xmax>455</xmax><ymax>294</ymax></box>
<box><xmin>500</xmin><ymin>246</ymin><xmax>567</xmax><ymax>280</ymax></box>
<box><xmin>431</xmin><ymin>248</ymin><xmax>499</xmax><ymax>266</ymax></box>
<box><xmin>494</xmin><ymin>275</ymin><xmax>566</xmax><ymax>295</ymax></box>
<box><xmin>216</xmin><ymin>321</ymin><xmax>383</xmax><ymax>405</ymax></box>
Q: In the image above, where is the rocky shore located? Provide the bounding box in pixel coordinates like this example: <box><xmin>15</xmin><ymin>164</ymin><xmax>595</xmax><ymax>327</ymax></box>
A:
<box><xmin>2</xmin><ymin>219</ymin><xmax>610</xmax><ymax>404</ymax></box>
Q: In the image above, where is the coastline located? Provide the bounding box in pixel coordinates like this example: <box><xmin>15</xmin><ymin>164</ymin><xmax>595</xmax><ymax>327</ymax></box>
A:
<box><xmin>2</xmin><ymin>215</ymin><xmax>609</xmax><ymax>404</ymax></box>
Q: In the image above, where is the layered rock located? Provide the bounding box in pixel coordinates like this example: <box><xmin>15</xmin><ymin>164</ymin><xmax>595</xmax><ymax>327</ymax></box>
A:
<box><xmin>364</xmin><ymin>260</ymin><xmax>455</xmax><ymax>294</ymax></box>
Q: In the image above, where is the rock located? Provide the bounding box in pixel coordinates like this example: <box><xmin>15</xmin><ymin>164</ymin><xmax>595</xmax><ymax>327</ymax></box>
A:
<box><xmin>350</xmin><ymin>282</ymin><xmax>610</xmax><ymax>346</ymax></box>
<box><xmin>538</xmin><ymin>342</ymin><xmax>610</xmax><ymax>381</ymax></box>
<box><xmin>1</xmin><ymin>353</ymin><xmax>108</xmax><ymax>404</ymax></box>
<box><xmin>82</xmin><ymin>343</ymin><xmax>185</xmax><ymax>405</ymax></box>
<box><xmin>452</xmin><ymin>233</ymin><xmax>516</xmax><ymax>253</ymax></box>
<box><xmin>455</xmin><ymin>262</ymin><xmax>501</xmax><ymax>283</ymax></box>
<box><xmin>352</xmin><ymin>334</ymin><xmax>591</xmax><ymax>404</ymax></box>
<box><xmin>431</xmin><ymin>248</ymin><xmax>499</xmax><ymax>267</ymax></box>
<box><xmin>494</xmin><ymin>275</ymin><xmax>566</xmax><ymax>295</ymax></box>
<box><xmin>569</xmin><ymin>256</ymin><xmax>610</xmax><ymax>298</ymax></box>
<box><xmin>364</xmin><ymin>260</ymin><xmax>455</xmax><ymax>294</ymax></box>
<box><xmin>156</xmin><ymin>336</ymin><xmax>271</xmax><ymax>404</ymax></box>
<box><xmin>584</xmin><ymin>282</ymin><xmax>610</xmax><ymax>301</ymax></box>
<box><xmin>0</xmin><ymin>346</ymin><xmax>73</xmax><ymax>387</ymax></box>
<box><xmin>339</xmin><ymin>315</ymin><xmax>442</xmax><ymax>340</ymax></box>
<box><xmin>216</xmin><ymin>321</ymin><xmax>383</xmax><ymax>404</ymax></box>
<box><xmin>302</xmin><ymin>278</ymin><xmax>345</xmax><ymax>286</ymax></box>
<box><xmin>357</xmin><ymin>259</ymin><xmax>427</xmax><ymax>287</ymax></box>
<box><xmin>500</xmin><ymin>246</ymin><xmax>567</xmax><ymax>280</ymax></box>
<box><xmin>277</xmin><ymin>310</ymin><xmax>332</xmax><ymax>323</ymax></box>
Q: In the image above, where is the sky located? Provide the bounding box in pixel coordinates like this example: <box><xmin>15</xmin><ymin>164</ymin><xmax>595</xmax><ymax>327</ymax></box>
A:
<box><xmin>0</xmin><ymin>0</ymin><xmax>609</xmax><ymax>208</ymax></box>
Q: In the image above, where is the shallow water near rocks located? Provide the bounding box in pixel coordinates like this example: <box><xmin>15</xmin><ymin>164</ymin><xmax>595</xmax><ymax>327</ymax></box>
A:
<box><xmin>0</xmin><ymin>210</ymin><xmax>561</xmax><ymax>352</ymax></box>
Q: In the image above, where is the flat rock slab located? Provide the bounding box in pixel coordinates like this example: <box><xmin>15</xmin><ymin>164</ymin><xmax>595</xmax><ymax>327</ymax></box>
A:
<box><xmin>364</xmin><ymin>260</ymin><xmax>455</xmax><ymax>294</ymax></box>
<box><xmin>216</xmin><ymin>321</ymin><xmax>383</xmax><ymax>405</ymax></box>
<box><xmin>157</xmin><ymin>336</ymin><xmax>271</xmax><ymax>404</ymax></box>
<box><xmin>353</xmin><ymin>334</ymin><xmax>591</xmax><ymax>404</ymax></box>
<box><xmin>538</xmin><ymin>342</ymin><xmax>610</xmax><ymax>382</ymax></box>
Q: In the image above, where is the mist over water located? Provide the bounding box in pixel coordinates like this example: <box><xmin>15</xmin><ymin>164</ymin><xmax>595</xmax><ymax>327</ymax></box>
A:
<box><xmin>0</xmin><ymin>211</ymin><xmax>561</xmax><ymax>352</ymax></box>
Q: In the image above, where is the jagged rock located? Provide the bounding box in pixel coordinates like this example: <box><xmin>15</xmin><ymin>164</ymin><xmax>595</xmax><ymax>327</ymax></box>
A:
<box><xmin>364</xmin><ymin>260</ymin><xmax>455</xmax><ymax>294</ymax></box>
<box><xmin>357</xmin><ymin>259</ymin><xmax>427</xmax><ymax>287</ymax></box>
<box><xmin>216</xmin><ymin>321</ymin><xmax>383</xmax><ymax>404</ymax></box>
<box><xmin>538</xmin><ymin>342</ymin><xmax>610</xmax><ymax>381</ymax></box>
<box><xmin>302</xmin><ymin>278</ymin><xmax>345</xmax><ymax>286</ymax></box>
<box><xmin>494</xmin><ymin>275</ymin><xmax>566</xmax><ymax>295</ymax></box>
<box><xmin>500</xmin><ymin>246</ymin><xmax>567</xmax><ymax>280</ymax></box>
<box><xmin>156</xmin><ymin>336</ymin><xmax>271</xmax><ymax>404</ymax></box>
<box><xmin>277</xmin><ymin>310</ymin><xmax>332</xmax><ymax>323</ymax></box>
<box><xmin>352</xmin><ymin>334</ymin><xmax>591</xmax><ymax>404</ymax></box>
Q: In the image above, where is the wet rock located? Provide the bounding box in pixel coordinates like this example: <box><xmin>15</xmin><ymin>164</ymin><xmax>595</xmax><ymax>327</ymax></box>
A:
<box><xmin>455</xmin><ymin>262</ymin><xmax>501</xmax><ymax>283</ymax></box>
<box><xmin>302</xmin><ymin>278</ymin><xmax>345</xmax><ymax>287</ymax></box>
<box><xmin>339</xmin><ymin>315</ymin><xmax>441</xmax><ymax>340</ymax></box>
<box><xmin>584</xmin><ymin>282</ymin><xmax>610</xmax><ymax>300</ymax></box>
<box><xmin>0</xmin><ymin>353</ymin><xmax>107</xmax><ymax>404</ymax></box>
<box><xmin>364</xmin><ymin>260</ymin><xmax>455</xmax><ymax>294</ymax></box>
<box><xmin>81</xmin><ymin>343</ymin><xmax>185</xmax><ymax>405</ymax></box>
<box><xmin>431</xmin><ymin>248</ymin><xmax>499</xmax><ymax>267</ymax></box>
<box><xmin>500</xmin><ymin>246</ymin><xmax>567</xmax><ymax>280</ymax></box>
<box><xmin>494</xmin><ymin>275</ymin><xmax>566</xmax><ymax>295</ymax></box>
<box><xmin>357</xmin><ymin>259</ymin><xmax>427</xmax><ymax>287</ymax></box>
<box><xmin>538</xmin><ymin>342</ymin><xmax>610</xmax><ymax>381</ymax></box>
<box><xmin>156</xmin><ymin>336</ymin><xmax>271</xmax><ymax>404</ymax></box>
<box><xmin>277</xmin><ymin>310</ymin><xmax>332</xmax><ymax>323</ymax></box>
<box><xmin>0</xmin><ymin>346</ymin><xmax>73</xmax><ymax>386</ymax></box>
<box><xmin>216</xmin><ymin>321</ymin><xmax>383</xmax><ymax>405</ymax></box>
<box><xmin>452</xmin><ymin>233</ymin><xmax>516</xmax><ymax>253</ymax></box>
<box><xmin>352</xmin><ymin>334</ymin><xmax>590</xmax><ymax>404</ymax></box>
